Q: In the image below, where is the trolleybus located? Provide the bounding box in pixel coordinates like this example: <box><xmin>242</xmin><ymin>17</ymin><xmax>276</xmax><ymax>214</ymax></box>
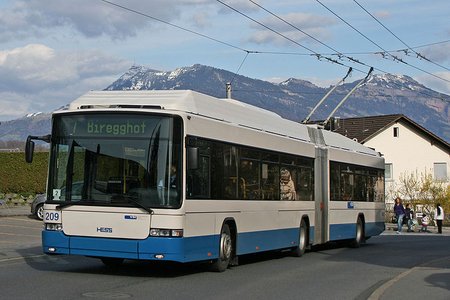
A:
<box><xmin>26</xmin><ymin>90</ymin><xmax>385</xmax><ymax>271</ymax></box>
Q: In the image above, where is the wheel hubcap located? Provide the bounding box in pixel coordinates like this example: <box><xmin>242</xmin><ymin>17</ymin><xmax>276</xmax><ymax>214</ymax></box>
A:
<box><xmin>299</xmin><ymin>226</ymin><xmax>306</xmax><ymax>250</ymax></box>
<box><xmin>220</xmin><ymin>233</ymin><xmax>232</xmax><ymax>260</ymax></box>
<box><xmin>37</xmin><ymin>206</ymin><xmax>44</xmax><ymax>220</ymax></box>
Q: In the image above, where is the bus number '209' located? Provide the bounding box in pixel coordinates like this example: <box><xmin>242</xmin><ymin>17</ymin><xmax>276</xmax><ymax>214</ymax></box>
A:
<box><xmin>45</xmin><ymin>212</ymin><xmax>60</xmax><ymax>221</ymax></box>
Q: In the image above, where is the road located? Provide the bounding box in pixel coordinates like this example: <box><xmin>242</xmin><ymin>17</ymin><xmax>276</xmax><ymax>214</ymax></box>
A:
<box><xmin>1</xmin><ymin>216</ymin><xmax>449</xmax><ymax>300</ymax></box>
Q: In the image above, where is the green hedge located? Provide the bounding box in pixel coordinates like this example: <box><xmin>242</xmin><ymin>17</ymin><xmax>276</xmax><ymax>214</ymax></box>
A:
<box><xmin>0</xmin><ymin>152</ymin><xmax>49</xmax><ymax>194</ymax></box>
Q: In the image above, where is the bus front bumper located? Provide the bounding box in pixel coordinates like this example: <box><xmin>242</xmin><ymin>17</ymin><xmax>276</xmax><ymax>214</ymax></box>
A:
<box><xmin>42</xmin><ymin>230</ymin><xmax>217</xmax><ymax>263</ymax></box>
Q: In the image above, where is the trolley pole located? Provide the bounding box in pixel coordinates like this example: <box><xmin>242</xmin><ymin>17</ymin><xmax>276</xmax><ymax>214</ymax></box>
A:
<box><xmin>322</xmin><ymin>67</ymin><xmax>373</xmax><ymax>128</ymax></box>
<box><xmin>302</xmin><ymin>67</ymin><xmax>352</xmax><ymax>124</ymax></box>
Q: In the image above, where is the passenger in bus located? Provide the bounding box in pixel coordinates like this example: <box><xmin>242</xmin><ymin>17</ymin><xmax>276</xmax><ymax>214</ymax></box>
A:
<box><xmin>375</xmin><ymin>175</ymin><xmax>384</xmax><ymax>202</ymax></box>
<box><xmin>280</xmin><ymin>168</ymin><xmax>296</xmax><ymax>201</ymax></box>
<box><xmin>170</xmin><ymin>165</ymin><xmax>177</xmax><ymax>189</ymax></box>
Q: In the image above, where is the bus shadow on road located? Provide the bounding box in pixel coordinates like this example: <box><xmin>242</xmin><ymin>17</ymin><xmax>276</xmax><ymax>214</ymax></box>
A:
<box><xmin>17</xmin><ymin>246</ymin><xmax>218</xmax><ymax>277</ymax></box>
<box><xmin>15</xmin><ymin>242</ymin><xmax>372</xmax><ymax>277</ymax></box>
<box><xmin>16</xmin><ymin>234</ymin><xmax>450</xmax><ymax>281</ymax></box>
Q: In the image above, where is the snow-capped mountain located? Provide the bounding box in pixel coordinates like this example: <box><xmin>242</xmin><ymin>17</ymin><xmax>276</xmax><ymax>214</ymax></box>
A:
<box><xmin>105</xmin><ymin>65</ymin><xmax>449</xmax><ymax>141</ymax></box>
<box><xmin>1</xmin><ymin>64</ymin><xmax>449</xmax><ymax>142</ymax></box>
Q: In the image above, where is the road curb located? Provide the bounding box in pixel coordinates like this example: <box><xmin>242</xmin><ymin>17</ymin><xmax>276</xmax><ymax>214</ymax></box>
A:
<box><xmin>367</xmin><ymin>256</ymin><xmax>450</xmax><ymax>299</ymax></box>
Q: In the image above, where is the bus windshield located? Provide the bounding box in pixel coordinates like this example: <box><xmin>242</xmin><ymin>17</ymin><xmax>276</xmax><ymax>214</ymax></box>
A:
<box><xmin>47</xmin><ymin>113</ymin><xmax>182</xmax><ymax>209</ymax></box>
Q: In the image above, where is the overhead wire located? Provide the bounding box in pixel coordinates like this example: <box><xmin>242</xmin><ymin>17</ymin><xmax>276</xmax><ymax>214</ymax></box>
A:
<box><xmin>352</xmin><ymin>0</ymin><xmax>450</xmax><ymax>72</ymax></box>
<box><xmin>98</xmin><ymin>1</ymin><xmax>250</xmax><ymax>51</ymax></box>
<box><xmin>412</xmin><ymin>39</ymin><xmax>450</xmax><ymax>49</ymax></box>
<box><xmin>247</xmin><ymin>0</ymin><xmax>370</xmax><ymax>70</ymax></box>
<box><xmin>314</xmin><ymin>0</ymin><xmax>450</xmax><ymax>83</ymax></box>
<box><xmin>230</xmin><ymin>52</ymin><xmax>250</xmax><ymax>85</ymax></box>
<box><xmin>99</xmin><ymin>0</ymin><xmax>366</xmax><ymax>82</ymax></box>
<box><xmin>243</xmin><ymin>39</ymin><xmax>450</xmax><ymax>57</ymax></box>
<box><xmin>229</xmin><ymin>0</ymin><xmax>448</xmax><ymax>94</ymax></box>
<box><xmin>214</xmin><ymin>0</ymin><xmax>367</xmax><ymax>74</ymax></box>
<box><xmin>98</xmin><ymin>0</ymin><xmax>448</xmax><ymax>103</ymax></box>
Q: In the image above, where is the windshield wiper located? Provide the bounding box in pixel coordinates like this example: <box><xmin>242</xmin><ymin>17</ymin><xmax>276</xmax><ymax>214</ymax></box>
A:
<box><xmin>120</xmin><ymin>195</ymin><xmax>154</xmax><ymax>215</ymax></box>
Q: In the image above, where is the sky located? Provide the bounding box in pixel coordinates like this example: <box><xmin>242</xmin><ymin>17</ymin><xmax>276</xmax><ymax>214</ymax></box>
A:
<box><xmin>0</xmin><ymin>0</ymin><xmax>449</xmax><ymax>121</ymax></box>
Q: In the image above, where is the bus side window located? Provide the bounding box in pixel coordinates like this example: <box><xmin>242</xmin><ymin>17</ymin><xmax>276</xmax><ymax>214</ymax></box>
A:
<box><xmin>239</xmin><ymin>159</ymin><xmax>260</xmax><ymax>200</ymax></box>
<box><xmin>187</xmin><ymin>155</ymin><xmax>210</xmax><ymax>198</ymax></box>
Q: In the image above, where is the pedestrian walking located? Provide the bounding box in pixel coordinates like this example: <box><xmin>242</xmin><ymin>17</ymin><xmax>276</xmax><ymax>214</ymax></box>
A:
<box><xmin>394</xmin><ymin>197</ymin><xmax>406</xmax><ymax>234</ymax></box>
<box><xmin>434</xmin><ymin>203</ymin><xmax>445</xmax><ymax>234</ymax></box>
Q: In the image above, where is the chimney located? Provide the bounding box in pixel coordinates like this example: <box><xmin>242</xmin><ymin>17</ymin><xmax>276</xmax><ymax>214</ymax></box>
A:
<box><xmin>226</xmin><ymin>82</ymin><xmax>232</xmax><ymax>99</ymax></box>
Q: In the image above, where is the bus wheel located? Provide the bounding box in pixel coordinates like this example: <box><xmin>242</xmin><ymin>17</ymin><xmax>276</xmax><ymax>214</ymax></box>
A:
<box><xmin>350</xmin><ymin>218</ymin><xmax>364</xmax><ymax>248</ymax></box>
<box><xmin>292</xmin><ymin>219</ymin><xmax>308</xmax><ymax>257</ymax></box>
<box><xmin>210</xmin><ymin>224</ymin><xmax>232</xmax><ymax>272</ymax></box>
<box><xmin>101</xmin><ymin>257</ymin><xmax>124</xmax><ymax>268</ymax></box>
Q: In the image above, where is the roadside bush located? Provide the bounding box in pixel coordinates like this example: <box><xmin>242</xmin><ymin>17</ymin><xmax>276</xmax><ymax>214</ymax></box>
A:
<box><xmin>0</xmin><ymin>152</ymin><xmax>49</xmax><ymax>194</ymax></box>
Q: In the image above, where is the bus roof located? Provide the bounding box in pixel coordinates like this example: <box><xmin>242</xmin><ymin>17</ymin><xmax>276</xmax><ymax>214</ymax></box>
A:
<box><xmin>66</xmin><ymin>90</ymin><xmax>380</xmax><ymax>157</ymax></box>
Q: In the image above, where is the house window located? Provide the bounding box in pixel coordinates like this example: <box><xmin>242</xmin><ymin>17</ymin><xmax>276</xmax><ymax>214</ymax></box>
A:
<box><xmin>385</xmin><ymin>163</ymin><xmax>393</xmax><ymax>180</ymax></box>
<box><xmin>393</xmin><ymin>127</ymin><xmax>399</xmax><ymax>137</ymax></box>
<box><xmin>434</xmin><ymin>163</ymin><xmax>447</xmax><ymax>181</ymax></box>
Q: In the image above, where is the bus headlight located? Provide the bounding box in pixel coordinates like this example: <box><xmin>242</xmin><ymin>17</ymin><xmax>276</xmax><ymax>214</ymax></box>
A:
<box><xmin>45</xmin><ymin>223</ymin><xmax>63</xmax><ymax>231</ymax></box>
<box><xmin>149</xmin><ymin>228</ymin><xmax>183</xmax><ymax>237</ymax></box>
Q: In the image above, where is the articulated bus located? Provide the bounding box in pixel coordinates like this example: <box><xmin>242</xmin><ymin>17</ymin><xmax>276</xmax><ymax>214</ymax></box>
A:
<box><xmin>26</xmin><ymin>90</ymin><xmax>385</xmax><ymax>271</ymax></box>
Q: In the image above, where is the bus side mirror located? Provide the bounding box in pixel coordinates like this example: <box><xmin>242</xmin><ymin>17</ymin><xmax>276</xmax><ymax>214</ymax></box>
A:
<box><xmin>187</xmin><ymin>147</ymin><xmax>199</xmax><ymax>170</ymax></box>
<box><xmin>25</xmin><ymin>134</ymin><xmax>51</xmax><ymax>163</ymax></box>
<box><xmin>25</xmin><ymin>136</ymin><xmax>35</xmax><ymax>163</ymax></box>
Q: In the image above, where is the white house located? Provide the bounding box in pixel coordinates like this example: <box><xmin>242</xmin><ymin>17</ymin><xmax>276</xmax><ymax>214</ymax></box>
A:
<box><xmin>332</xmin><ymin>114</ymin><xmax>450</xmax><ymax>207</ymax></box>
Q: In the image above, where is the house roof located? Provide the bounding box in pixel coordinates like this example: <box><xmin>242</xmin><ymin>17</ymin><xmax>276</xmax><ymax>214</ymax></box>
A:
<box><xmin>332</xmin><ymin>114</ymin><xmax>450</xmax><ymax>153</ymax></box>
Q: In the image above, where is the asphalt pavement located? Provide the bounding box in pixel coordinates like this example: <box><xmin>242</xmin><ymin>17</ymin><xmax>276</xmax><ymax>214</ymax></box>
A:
<box><xmin>1</xmin><ymin>204</ymin><xmax>449</xmax><ymax>299</ymax></box>
<box><xmin>0</xmin><ymin>203</ymin><xmax>31</xmax><ymax>218</ymax></box>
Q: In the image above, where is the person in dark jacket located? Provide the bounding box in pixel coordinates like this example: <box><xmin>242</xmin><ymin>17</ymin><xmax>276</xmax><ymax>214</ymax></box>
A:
<box><xmin>394</xmin><ymin>197</ymin><xmax>406</xmax><ymax>234</ymax></box>
<box><xmin>405</xmin><ymin>203</ymin><xmax>414</xmax><ymax>232</ymax></box>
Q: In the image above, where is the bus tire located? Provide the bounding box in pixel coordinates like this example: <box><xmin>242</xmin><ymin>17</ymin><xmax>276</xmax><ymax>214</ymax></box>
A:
<box><xmin>350</xmin><ymin>218</ymin><xmax>364</xmax><ymax>248</ymax></box>
<box><xmin>292</xmin><ymin>218</ymin><xmax>308</xmax><ymax>257</ymax></box>
<box><xmin>100</xmin><ymin>257</ymin><xmax>124</xmax><ymax>268</ymax></box>
<box><xmin>210</xmin><ymin>224</ymin><xmax>232</xmax><ymax>272</ymax></box>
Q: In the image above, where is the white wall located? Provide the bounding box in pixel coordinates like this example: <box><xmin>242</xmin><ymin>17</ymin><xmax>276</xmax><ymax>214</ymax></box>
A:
<box><xmin>363</xmin><ymin>121</ymin><xmax>449</xmax><ymax>203</ymax></box>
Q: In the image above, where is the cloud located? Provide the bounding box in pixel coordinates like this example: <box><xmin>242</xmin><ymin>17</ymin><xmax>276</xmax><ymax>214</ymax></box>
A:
<box><xmin>416</xmin><ymin>71</ymin><xmax>450</xmax><ymax>95</ymax></box>
<box><xmin>0</xmin><ymin>0</ymin><xmax>207</xmax><ymax>41</ymax></box>
<box><xmin>0</xmin><ymin>92</ymin><xmax>31</xmax><ymax>120</ymax></box>
<box><xmin>247</xmin><ymin>13</ymin><xmax>336</xmax><ymax>46</ymax></box>
<box><xmin>191</xmin><ymin>11</ymin><xmax>211</xmax><ymax>28</ymax></box>
<box><xmin>420</xmin><ymin>43</ymin><xmax>450</xmax><ymax>63</ymax></box>
<box><xmin>0</xmin><ymin>44</ymin><xmax>130</xmax><ymax>121</ymax></box>
<box><xmin>216</xmin><ymin>0</ymin><xmax>260</xmax><ymax>14</ymax></box>
<box><xmin>373</xmin><ymin>11</ymin><xmax>391</xmax><ymax>19</ymax></box>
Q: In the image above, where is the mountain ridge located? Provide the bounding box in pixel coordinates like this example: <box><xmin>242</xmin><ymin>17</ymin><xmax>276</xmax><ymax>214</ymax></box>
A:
<box><xmin>1</xmin><ymin>64</ymin><xmax>449</xmax><ymax>143</ymax></box>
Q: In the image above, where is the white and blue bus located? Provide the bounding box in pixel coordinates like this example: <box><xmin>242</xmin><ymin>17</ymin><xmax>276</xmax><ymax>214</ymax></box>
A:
<box><xmin>26</xmin><ymin>90</ymin><xmax>385</xmax><ymax>271</ymax></box>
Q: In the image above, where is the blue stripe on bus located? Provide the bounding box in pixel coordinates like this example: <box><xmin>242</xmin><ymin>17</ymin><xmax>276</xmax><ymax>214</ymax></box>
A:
<box><xmin>329</xmin><ymin>223</ymin><xmax>356</xmax><ymax>240</ymax></box>
<box><xmin>365</xmin><ymin>221</ymin><xmax>385</xmax><ymax>236</ymax></box>
<box><xmin>42</xmin><ymin>223</ymin><xmax>381</xmax><ymax>262</ymax></box>
<box><xmin>42</xmin><ymin>227</ymin><xmax>304</xmax><ymax>262</ymax></box>
<box><xmin>236</xmin><ymin>228</ymin><xmax>300</xmax><ymax>255</ymax></box>
<box><xmin>329</xmin><ymin>222</ymin><xmax>384</xmax><ymax>241</ymax></box>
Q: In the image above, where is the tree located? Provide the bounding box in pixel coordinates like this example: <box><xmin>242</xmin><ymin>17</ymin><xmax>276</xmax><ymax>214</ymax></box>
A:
<box><xmin>395</xmin><ymin>170</ymin><xmax>449</xmax><ymax>223</ymax></box>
